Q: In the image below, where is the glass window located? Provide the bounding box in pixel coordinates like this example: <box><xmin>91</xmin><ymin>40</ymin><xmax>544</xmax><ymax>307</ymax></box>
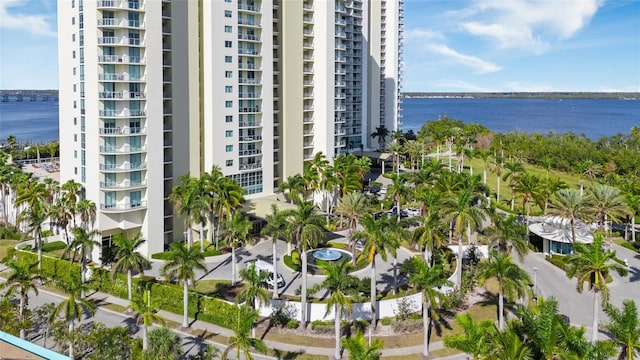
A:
<box><xmin>225</xmin><ymin>40</ymin><xmax>232</xmax><ymax>48</ymax></box>
<box><xmin>130</xmin><ymin>171</ymin><xmax>142</xmax><ymax>185</ymax></box>
<box><xmin>224</xmin><ymin>10</ymin><xmax>232</xmax><ymax>17</ymax></box>
<box><xmin>225</xmin><ymin>56</ymin><xmax>232</xmax><ymax>63</ymax></box>
<box><xmin>225</xmin><ymin>130</ymin><xmax>233</xmax><ymax>137</ymax></box>
<box><xmin>225</xmin><ymin>86</ymin><xmax>232</xmax><ymax>93</ymax></box>
<box><xmin>225</xmin><ymin>101</ymin><xmax>233</xmax><ymax>108</ymax></box>
<box><xmin>225</xmin><ymin>25</ymin><xmax>232</xmax><ymax>33</ymax></box>
<box><xmin>226</xmin><ymin>145</ymin><xmax>233</xmax><ymax>152</ymax></box>
<box><xmin>105</xmin><ymin>192</ymin><xmax>116</xmax><ymax>207</ymax></box>
<box><xmin>130</xmin><ymin>191</ymin><xmax>142</xmax><ymax>207</ymax></box>
<box><xmin>225</xmin><ymin>115</ymin><xmax>233</xmax><ymax>123</ymax></box>
<box><xmin>226</xmin><ymin>160</ymin><xmax>233</xmax><ymax>166</ymax></box>
<box><xmin>225</xmin><ymin>71</ymin><xmax>232</xmax><ymax>78</ymax></box>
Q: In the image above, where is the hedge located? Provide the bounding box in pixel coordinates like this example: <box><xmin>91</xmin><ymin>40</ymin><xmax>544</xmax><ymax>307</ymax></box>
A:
<box><xmin>41</xmin><ymin>241</ymin><xmax>67</xmax><ymax>252</ymax></box>
<box><xmin>15</xmin><ymin>251</ymin><xmax>81</xmax><ymax>282</ymax></box>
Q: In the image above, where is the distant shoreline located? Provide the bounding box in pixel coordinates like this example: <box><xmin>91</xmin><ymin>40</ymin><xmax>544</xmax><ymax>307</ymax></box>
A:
<box><xmin>402</xmin><ymin>92</ymin><xmax>640</xmax><ymax>100</ymax></box>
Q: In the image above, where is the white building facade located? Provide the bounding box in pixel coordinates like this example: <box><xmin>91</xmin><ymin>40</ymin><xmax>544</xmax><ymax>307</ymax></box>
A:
<box><xmin>58</xmin><ymin>0</ymin><xmax>402</xmax><ymax>257</ymax></box>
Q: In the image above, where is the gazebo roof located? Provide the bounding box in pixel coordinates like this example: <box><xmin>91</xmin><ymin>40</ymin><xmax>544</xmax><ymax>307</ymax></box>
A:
<box><xmin>529</xmin><ymin>216</ymin><xmax>594</xmax><ymax>244</ymax></box>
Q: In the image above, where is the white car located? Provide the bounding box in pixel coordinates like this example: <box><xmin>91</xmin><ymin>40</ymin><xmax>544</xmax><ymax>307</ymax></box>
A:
<box><xmin>266</xmin><ymin>272</ymin><xmax>286</xmax><ymax>288</ymax></box>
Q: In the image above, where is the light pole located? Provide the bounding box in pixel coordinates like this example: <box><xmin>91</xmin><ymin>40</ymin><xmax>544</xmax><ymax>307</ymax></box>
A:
<box><xmin>532</xmin><ymin>266</ymin><xmax>538</xmax><ymax>302</ymax></box>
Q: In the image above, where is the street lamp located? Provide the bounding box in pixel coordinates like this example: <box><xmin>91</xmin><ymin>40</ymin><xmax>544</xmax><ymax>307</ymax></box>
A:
<box><xmin>532</xmin><ymin>266</ymin><xmax>538</xmax><ymax>302</ymax></box>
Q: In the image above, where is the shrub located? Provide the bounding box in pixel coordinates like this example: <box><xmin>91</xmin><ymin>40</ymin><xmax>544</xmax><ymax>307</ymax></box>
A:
<box><xmin>270</xmin><ymin>302</ymin><xmax>297</xmax><ymax>327</ymax></box>
<box><xmin>327</xmin><ymin>241</ymin><xmax>349</xmax><ymax>250</ymax></box>
<box><xmin>151</xmin><ymin>252</ymin><xmax>172</xmax><ymax>260</ymax></box>
<box><xmin>286</xmin><ymin>319</ymin><xmax>299</xmax><ymax>329</ymax></box>
<box><xmin>380</xmin><ymin>317</ymin><xmax>392</xmax><ymax>326</ymax></box>
<box><xmin>392</xmin><ymin>318</ymin><xmax>422</xmax><ymax>333</ymax></box>
<box><xmin>0</xmin><ymin>225</ymin><xmax>21</xmax><ymax>240</ymax></box>
<box><xmin>41</xmin><ymin>241</ymin><xmax>66</xmax><ymax>252</ymax></box>
<box><xmin>546</xmin><ymin>254</ymin><xmax>566</xmax><ymax>270</ymax></box>
<box><xmin>14</xmin><ymin>250</ymin><xmax>81</xmax><ymax>285</ymax></box>
<box><xmin>284</xmin><ymin>251</ymin><xmax>301</xmax><ymax>271</ymax></box>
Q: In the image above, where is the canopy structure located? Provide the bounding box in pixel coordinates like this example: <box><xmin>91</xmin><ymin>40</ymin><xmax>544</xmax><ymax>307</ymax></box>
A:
<box><xmin>529</xmin><ymin>216</ymin><xmax>594</xmax><ymax>255</ymax></box>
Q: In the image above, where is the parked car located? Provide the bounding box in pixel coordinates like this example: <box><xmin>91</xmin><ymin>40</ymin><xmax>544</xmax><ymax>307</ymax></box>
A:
<box><xmin>254</xmin><ymin>260</ymin><xmax>286</xmax><ymax>288</ymax></box>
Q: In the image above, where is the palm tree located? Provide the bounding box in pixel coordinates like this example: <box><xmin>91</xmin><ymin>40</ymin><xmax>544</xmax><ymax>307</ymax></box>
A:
<box><xmin>352</xmin><ymin>214</ymin><xmax>399</xmax><ymax>328</ymax></box>
<box><xmin>49</xmin><ymin>197</ymin><xmax>73</xmax><ymax>243</ymax></box>
<box><xmin>444</xmin><ymin>313</ymin><xmax>494</xmax><ymax>360</ymax></box>
<box><xmin>279</xmin><ymin>174</ymin><xmax>306</xmax><ymax>203</ymax></box>
<box><xmin>169</xmin><ymin>173</ymin><xmax>207</xmax><ymax>249</ymax></box>
<box><xmin>63</xmin><ymin>227</ymin><xmax>101</xmax><ymax>297</ymax></box>
<box><xmin>585</xmin><ymin>184</ymin><xmax>630</xmax><ymax>233</ymax></box>
<box><xmin>502</xmin><ymin>160</ymin><xmax>524</xmax><ymax>211</ymax></box>
<box><xmin>541</xmin><ymin>176</ymin><xmax>568</xmax><ymax>214</ymax></box>
<box><xmin>111</xmin><ymin>232</ymin><xmax>150</xmax><ymax>303</ymax></box>
<box><xmin>17</xmin><ymin>202</ymin><xmax>48</xmax><ymax>271</ymax></box>
<box><xmin>222</xmin><ymin>306</ymin><xmax>267</xmax><ymax>360</ymax></box>
<box><xmin>485</xmin><ymin>321</ymin><xmax>533</xmax><ymax>360</ymax></box>
<box><xmin>287</xmin><ymin>199</ymin><xmax>326</xmax><ymax>327</ymax></box>
<box><xmin>220</xmin><ymin>212</ymin><xmax>254</xmax><ymax>286</ymax></box>
<box><xmin>386</xmin><ymin>139</ymin><xmax>403</xmax><ymax>175</ymax></box>
<box><xmin>60</xmin><ymin>179</ymin><xmax>82</xmax><ymax>228</ymax></box>
<box><xmin>370</xmin><ymin>125</ymin><xmax>390</xmax><ymax>150</ymax></box>
<box><xmin>145</xmin><ymin>327</ymin><xmax>182</xmax><ymax>360</ymax></box>
<box><xmin>385</xmin><ymin>173</ymin><xmax>412</xmax><ymax>220</ymax></box>
<box><xmin>548</xmin><ymin>188</ymin><xmax>589</xmax><ymax>244</ymax></box>
<box><xmin>516</xmin><ymin>296</ymin><xmax>589</xmax><ymax>359</ymax></box>
<box><xmin>442</xmin><ymin>187</ymin><xmax>486</xmax><ymax>286</ymax></box>
<box><xmin>403</xmin><ymin>258</ymin><xmax>451</xmax><ymax>357</ymax></box>
<box><xmin>261</xmin><ymin>204</ymin><xmax>289</xmax><ymax>299</ymax></box>
<box><xmin>211</xmin><ymin>177</ymin><xmax>245</xmax><ymax>249</ymax></box>
<box><xmin>513</xmin><ymin>173</ymin><xmax>544</xmax><ymax>228</ymax></box>
<box><xmin>311</xmin><ymin>261</ymin><xmax>359</xmax><ymax>360</ymax></box>
<box><xmin>200</xmin><ymin>166</ymin><xmax>225</xmax><ymax>246</ymax></box>
<box><xmin>49</xmin><ymin>274</ymin><xmax>96</xmax><ymax>359</ymax></box>
<box><xmin>478</xmin><ymin>251</ymin><xmax>531</xmax><ymax>330</ymax></box>
<box><xmin>603</xmin><ymin>299</ymin><xmax>640</xmax><ymax>360</ymax></box>
<box><xmin>160</xmin><ymin>242</ymin><xmax>206</xmax><ymax>328</ymax></box>
<box><xmin>565</xmin><ymin>233</ymin><xmax>628</xmax><ymax>342</ymax></box>
<box><xmin>490</xmin><ymin>156</ymin><xmax>505</xmax><ymax>203</ymax></box>
<box><xmin>625</xmin><ymin>194</ymin><xmax>640</xmax><ymax>242</ymax></box>
<box><xmin>343</xmin><ymin>331</ymin><xmax>383</xmax><ymax>360</ymax></box>
<box><xmin>0</xmin><ymin>257</ymin><xmax>45</xmax><ymax>339</ymax></box>
<box><xmin>131</xmin><ymin>290</ymin><xmax>165</xmax><ymax>351</ymax></box>
<box><xmin>485</xmin><ymin>214</ymin><xmax>528</xmax><ymax>259</ymax></box>
<box><xmin>334</xmin><ymin>192</ymin><xmax>368</xmax><ymax>261</ymax></box>
<box><xmin>76</xmin><ymin>198</ymin><xmax>96</xmax><ymax>230</ymax></box>
<box><xmin>236</xmin><ymin>262</ymin><xmax>269</xmax><ymax>338</ymax></box>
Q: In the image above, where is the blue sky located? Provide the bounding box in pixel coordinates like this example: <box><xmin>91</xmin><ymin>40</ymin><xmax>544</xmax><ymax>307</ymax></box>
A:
<box><xmin>0</xmin><ymin>0</ymin><xmax>639</xmax><ymax>92</ymax></box>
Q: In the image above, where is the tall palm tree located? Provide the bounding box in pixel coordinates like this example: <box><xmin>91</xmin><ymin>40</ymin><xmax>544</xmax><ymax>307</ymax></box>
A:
<box><xmin>60</xmin><ymin>179</ymin><xmax>83</xmax><ymax>228</ymax></box>
<box><xmin>211</xmin><ymin>177</ymin><xmax>245</xmax><ymax>249</ymax></box>
<box><xmin>352</xmin><ymin>214</ymin><xmax>399</xmax><ymax>328</ymax></box>
<box><xmin>311</xmin><ymin>261</ymin><xmax>359</xmax><ymax>360</ymax></box>
<box><xmin>111</xmin><ymin>232</ymin><xmax>150</xmax><ymax>303</ymax></box>
<box><xmin>385</xmin><ymin>173</ymin><xmax>412</xmax><ymax>220</ymax></box>
<box><xmin>541</xmin><ymin>175</ymin><xmax>568</xmax><ymax>214</ymax></box>
<box><xmin>490</xmin><ymin>156</ymin><xmax>505</xmax><ymax>204</ymax></box>
<box><xmin>220</xmin><ymin>212</ymin><xmax>254</xmax><ymax>286</ymax></box>
<box><xmin>444</xmin><ymin>313</ymin><xmax>494</xmax><ymax>360</ymax></box>
<box><xmin>49</xmin><ymin>197</ymin><xmax>73</xmax><ymax>243</ymax></box>
<box><xmin>131</xmin><ymin>290</ymin><xmax>165</xmax><ymax>351</ymax></box>
<box><xmin>287</xmin><ymin>199</ymin><xmax>326</xmax><ymax>327</ymax></box>
<box><xmin>63</xmin><ymin>227</ymin><xmax>101</xmax><ymax>297</ymax></box>
<box><xmin>412</xmin><ymin>211</ymin><xmax>446</xmax><ymax>265</ymax></box>
<box><xmin>625</xmin><ymin>193</ymin><xmax>640</xmax><ymax>242</ymax></box>
<box><xmin>514</xmin><ymin>173</ymin><xmax>544</xmax><ymax>224</ymax></box>
<box><xmin>18</xmin><ymin>201</ymin><xmax>48</xmax><ymax>270</ymax></box>
<box><xmin>603</xmin><ymin>299</ymin><xmax>640</xmax><ymax>360</ymax></box>
<box><xmin>0</xmin><ymin>257</ymin><xmax>45</xmax><ymax>339</ymax></box>
<box><xmin>160</xmin><ymin>242</ymin><xmax>206</xmax><ymax>328</ymax></box>
<box><xmin>279</xmin><ymin>174</ymin><xmax>306</xmax><ymax>204</ymax></box>
<box><xmin>442</xmin><ymin>187</ymin><xmax>486</xmax><ymax>286</ymax></box>
<box><xmin>478</xmin><ymin>251</ymin><xmax>531</xmax><ymax>330</ymax></box>
<box><xmin>222</xmin><ymin>306</ymin><xmax>267</xmax><ymax>360</ymax></box>
<box><xmin>585</xmin><ymin>184</ymin><xmax>630</xmax><ymax>233</ymax></box>
<box><xmin>169</xmin><ymin>173</ymin><xmax>207</xmax><ymax>249</ymax></box>
<box><xmin>485</xmin><ymin>321</ymin><xmax>533</xmax><ymax>360</ymax></box>
<box><xmin>261</xmin><ymin>204</ymin><xmax>289</xmax><ymax>299</ymax></box>
<box><xmin>516</xmin><ymin>296</ymin><xmax>589</xmax><ymax>359</ymax></box>
<box><xmin>200</xmin><ymin>166</ymin><xmax>224</xmax><ymax>245</ymax></box>
<box><xmin>485</xmin><ymin>214</ymin><xmax>528</xmax><ymax>259</ymax></box>
<box><xmin>334</xmin><ymin>192</ymin><xmax>368</xmax><ymax>261</ymax></box>
<box><xmin>403</xmin><ymin>258</ymin><xmax>451</xmax><ymax>357</ymax></box>
<box><xmin>565</xmin><ymin>233</ymin><xmax>628</xmax><ymax>342</ymax></box>
<box><xmin>236</xmin><ymin>262</ymin><xmax>270</xmax><ymax>338</ymax></box>
<box><xmin>502</xmin><ymin>160</ymin><xmax>525</xmax><ymax>211</ymax></box>
<box><xmin>343</xmin><ymin>331</ymin><xmax>383</xmax><ymax>360</ymax></box>
<box><xmin>76</xmin><ymin>198</ymin><xmax>96</xmax><ymax>230</ymax></box>
<box><xmin>145</xmin><ymin>327</ymin><xmax>182</xmax><ymax>360</ymax></box>
<box><xmin>548</xmin><ymin>188</ymin><xmax>589</xmax><ymax>244</ymax></box>
<box><xmin>370</xmin><ymin>125</ymin><xmax>389</xmax><ymax>150</ymax></box>
<box><xmin>386</xmin><ymin>139</ymin><xmax>403</xmax><ymax>175</ymax></box>
<box><xmin>49</xmin><ymin>274</ymin><xmax>96</xmax><ymax>359</ymax></box>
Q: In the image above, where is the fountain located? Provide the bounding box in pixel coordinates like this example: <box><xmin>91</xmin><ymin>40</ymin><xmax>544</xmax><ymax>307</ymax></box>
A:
<box><xmin>312</xmin><ymin>248</ymin><xmax>342</xmax><ymax>261</ymax></box>
<box><xmin>307</xmin><ymin>248</ymin><xmax>353</xmax><ymax>271</ymax></box>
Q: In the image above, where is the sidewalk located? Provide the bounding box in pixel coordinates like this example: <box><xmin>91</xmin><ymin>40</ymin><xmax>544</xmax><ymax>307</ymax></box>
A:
<box><xmin>85</xmin><ymin>289</ymin><xmax>452</xmax><ymax>358</ymax></box>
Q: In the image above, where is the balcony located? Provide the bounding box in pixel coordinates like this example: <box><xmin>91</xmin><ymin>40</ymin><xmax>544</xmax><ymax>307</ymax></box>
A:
<box><xmin>99</xmin><ymin>127</ymin><xmax>147</xmax><ymax>135</ymax></box>
<box><xmin>99</xmin><ymin>91</ymin><xmax>146</xmax><ymax>100</ymax></box>
<box><xmin>238</xmin><ymin>3</ymin><xmax>259</xmax><ymax>12</ymax></box>
<box><xmin>98</xmin><ymin>55</ymin><xmax>144</xmax><ymax>64</ymax></box>
<box><xmin>99</xmin><ymin>73</ymin><xmax>144</xmax><ymax>81</ymax></box>
<box><xmin>97</xmin><ymin>18</ymin><xmax>143</xmax><ymax>28</ymax></box>
<box><xmin>239</xmin><ymin>135</ymin><xmax>263</xmax><ymax>142</ymax></box>
<box><xmin>238</xmin><ymin>63</ymin><xmax>261</xmax><ymax>70</ymax></box>
<box><xmin>98</xmin><ymin>36</ymin><xmax>145</xmax><ymax>46</ymax></box>
<box><xmin>238</xmin><ymin>19</ymin><xmax>261</xmax><ymax>28</ymax></box>
<box><xmin>100</xmin><ymin>201</ymin><xmax>147</xmax><ymax>212</ymax></box>
<box><xmin>238</xmin><ymin>92</ymin><xmax>259</xmax><ymax>99</ymax></box>
<box><xmin>99</xmin><ymin>109</ymin><xmax>146</xmax><ymax>117</ymax></box>
<box><xmin>100</xmin><ymin>145</ymin><xmax>147</xmax><ymax>154</ymax></box>
<box><xmin>238</xmin><ymin>33</ymin><xmax>261</xmax><ymax>41</ymax></box>
<box><xmin>239</xmin><ymin>162</ymin><xmax>262</xmax><ymax>171</ymax></box>
<box><xmin>239</xmin><ymin>149</ymin><xmax>262</xmax><ymax>156</ymax></box>
<box><xmin>239</xmin><ymin>121</ymin><xmax>260</xmax><ymax>127</ymax></box>
<box><xmin>239</xmin><ymin>106</ymin><xmax>261</xmax><ymax>113</ymax></box>
<box><xmin>100</xmin><ymin>180</ymin><xmax>147</xmax><ymax>190</ymax></box>
<box><xmin>238</xmin><ymin>48</ymin><xmax>260</xmax><ymax>56</ymax></box>
<box><xmin>303</xmin><ymin>105</ymin><xmax>314</xmax><ymax>111</ymax></box>
<box><xmin>100</xmin><ymin>162</ymin><xmax>147</xmax><ymax>172</ymax></box>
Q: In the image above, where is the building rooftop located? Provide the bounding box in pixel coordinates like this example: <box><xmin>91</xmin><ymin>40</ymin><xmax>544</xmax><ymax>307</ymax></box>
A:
<box><xmin>0</xmin><ymin>331</ymin><xmax>70</xmax><ymax>360</ymax></box>
<box><xmin>529</xmin><ymin>215</ymin><xmax>594</xmax><ymax>245</ymax></box>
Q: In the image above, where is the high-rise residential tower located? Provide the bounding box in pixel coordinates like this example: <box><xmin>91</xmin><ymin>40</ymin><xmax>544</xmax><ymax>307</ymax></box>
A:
<box><xmin>58</xmin><ymin>0</ymin><xmax>403</xmax><ymax>258</ymax></box>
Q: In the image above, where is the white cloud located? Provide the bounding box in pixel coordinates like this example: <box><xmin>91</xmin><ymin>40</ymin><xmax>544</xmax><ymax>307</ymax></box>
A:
<box><xmin>426</xmin><ymin>43</ymin><xmax>502</xmax><ymax>74</ymax></box>
<box><xmin>459</xmin><ymin>0</ymin><xmax>601</xmax><ymax>53</ymax></box>
<box><xmin>0</xmin><ymin>0</ymin><xmax>56</xmax><ymax>37</ymax></box>
<box><xmin>432</xmin><ymin>79</ymin><xmax>496</xmax><ymax>92</ymax></box>
<box><xmin>405</xmin><ymin>28</ymin><xmax>444</xmax><ymax>42</ymax></box>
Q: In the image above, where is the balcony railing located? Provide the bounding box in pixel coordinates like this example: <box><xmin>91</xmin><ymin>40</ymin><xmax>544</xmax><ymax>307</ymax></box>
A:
<box><xmin>238</xmin><ymin>63</ymin><xmax>260</xmax><ymax>70</ymax></box>
<box><xmin>99</xmin><ymin>162</ymin><xmax>147</xmax><ymax>171</ymax></box>
<box><xmin>238</xmin><ymin>121</ymin><xmax>260</xmax><ymax>127</ymax></box>
<box><xmin>98</xmin><ymin>55</ymin><xmax>144</xmax><ymax>64</ymax></box>
<box><xmin>239</xmin><ymin>162</ymin><xmax>262</xmax><ymax>171</ymax></box>
<box><xmin>239</xmin><ymin>135</ymin><xmax>262</xmax><ymax>141</ymax></box>
<box><xmin>238</xmin><ymin>33</ymin><xmax>260</xmax><ymax>41</ymax></box>
<box><xmin>99</xmin><ymin>109</ymin><xmax>146</xmax><ymax>117</ymax></box>
<box><xmin>99</xmin><ymin>145</ymin><xmax>147</xmax><ymax>153</ymax></box>
<box><xmin>238</xmin><ymin>78</ymin><xmax>261</xmax><ymax>85</ymax></box>
<box><xmin>238</xmin><ymin>20</ymin><xmax>261</xmax><ymax>27</ymax></box>
<box><xmin>99</xmin><ymin>127</ymin><xmax>146</xmax><ymax>135</ymax></box>
<box><xmin>239</xmin><ymin>149</ymin><xmax>262</xmax><ymax>156</ymax></box>
<box><xmin>239</xmin><ymin>106</ymin><xmax>261</xmax><ymax>113</ymax></box>
<box><xmin>238</xmin><ymin>48</ymin><xmax>260</xmax><ymax>55</ymax></box>
<box><xmin>100</xmin><ymin>201</ymin><xmax>147</xmax><ymax>212</ymax></box>
<box><xmin>100</xmin><ymin>180</ymin><xmax>147</xmax><ymax>189</ymax></box>
<box><xmin>238</xmin><ymin>3</ymin><xmax>259</xmax><ymax>11</ymax></box>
